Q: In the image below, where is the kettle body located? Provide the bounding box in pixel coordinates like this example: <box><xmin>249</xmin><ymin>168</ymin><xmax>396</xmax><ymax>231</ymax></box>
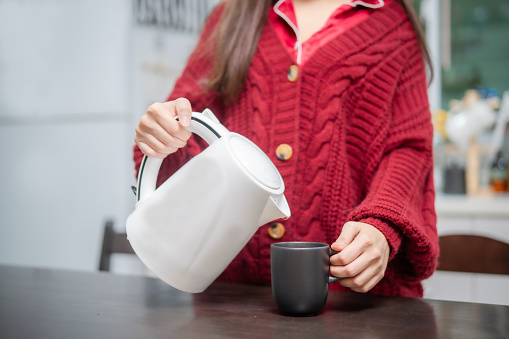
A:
<box><xmin>126</xmin><ymin>109</ymin><xmax>291</xmax><ymax>293</ymax></box>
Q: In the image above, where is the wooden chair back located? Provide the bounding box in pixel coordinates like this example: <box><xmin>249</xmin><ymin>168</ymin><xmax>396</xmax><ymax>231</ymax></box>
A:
<box><xmin>437</xmin><ymin>234</ymin><xmax>509</xmax><ymax>275</ymax></box>
<box><xmin>99</xmin><ymin>220</ymin><xmax>135</xmax><ymax>271</ymax></box>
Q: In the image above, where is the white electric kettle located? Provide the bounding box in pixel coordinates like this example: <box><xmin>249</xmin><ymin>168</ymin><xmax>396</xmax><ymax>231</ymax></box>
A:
<box><xmin>126</xmin><ymin>108</ymin><xmax>291</xmax><ymax>293</ymax></box>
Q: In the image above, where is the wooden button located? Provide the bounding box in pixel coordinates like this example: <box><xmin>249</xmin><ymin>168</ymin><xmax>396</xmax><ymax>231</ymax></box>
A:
<box><xmin>276</xmin><ymin>144</ymin><xmax>293</xmax><ymax>161</ymax></box>
<box><xmin>268</xmin><ymin>222</ymin><xmax>285</xmax><ymax>240</ymax></box>
<box><xmin>287</xmin><ymin>65</ymin><xmax>299</xmax><ymax>82</ymax></box>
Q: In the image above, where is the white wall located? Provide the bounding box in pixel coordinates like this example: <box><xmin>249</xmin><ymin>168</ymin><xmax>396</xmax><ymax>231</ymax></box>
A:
<box><xmin>0</xmin><ymin>120</ymin><xmax>133</xmax><ymax>271</ymax></box>
<box><xmin>0</xmin><ymin>0</ymin><xmax>136</xmax><ymax>273</ymax></box>
<box><xmin>0</xmin><ymin>0</ymin><xmax>218</xmax><ymax>274</ymax></box>
<box><xmin>0</xmin><ymin>0</ymin><xmax>132</xmax><ymax>117</ymax></box>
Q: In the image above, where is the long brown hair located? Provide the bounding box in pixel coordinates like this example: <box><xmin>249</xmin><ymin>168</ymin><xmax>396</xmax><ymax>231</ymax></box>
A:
<box><xmin>206</xmin><ymin>0</ymin><xmax>433</xmax><ymax>103</ymax></box>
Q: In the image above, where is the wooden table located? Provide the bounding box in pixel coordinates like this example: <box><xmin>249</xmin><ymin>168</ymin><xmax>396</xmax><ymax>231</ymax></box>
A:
<box><xmin>0</xmin><ymin>265</ymin><xmax>507</xmax><ymax>338</ymax></box>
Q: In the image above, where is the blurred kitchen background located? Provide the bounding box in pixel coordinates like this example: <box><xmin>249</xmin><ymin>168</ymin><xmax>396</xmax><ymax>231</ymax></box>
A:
<box><xmin>0</xmin><ymin>0</ymin><xmax>508</xmax><ymax>305</ymax></box>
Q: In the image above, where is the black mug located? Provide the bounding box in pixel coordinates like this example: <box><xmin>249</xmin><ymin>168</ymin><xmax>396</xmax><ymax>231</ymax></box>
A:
<box><xmin>270</xmin><ymin>242</ymin><xmax>340</xmax><ymax>316</ymax></box>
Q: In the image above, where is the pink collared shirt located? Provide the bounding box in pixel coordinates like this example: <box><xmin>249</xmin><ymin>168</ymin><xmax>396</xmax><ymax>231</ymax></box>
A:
<box><xmin>270</xmin><ymin>0</ymin><xmax>387</xmax><ymax>64</ymax></box>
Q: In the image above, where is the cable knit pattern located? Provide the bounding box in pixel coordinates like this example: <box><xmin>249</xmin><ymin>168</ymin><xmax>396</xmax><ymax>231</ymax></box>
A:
<box><xmin>133</xmin><ymin>1</ymin><xmax>439</xmax><ymax>297</ymax></box>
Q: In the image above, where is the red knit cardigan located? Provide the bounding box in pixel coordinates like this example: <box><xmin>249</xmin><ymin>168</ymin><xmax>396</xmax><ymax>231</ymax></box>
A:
<box><xmin>133</xmin><ymin>0</ymin><xmax>439</xmax><ymax>298</ymax></box>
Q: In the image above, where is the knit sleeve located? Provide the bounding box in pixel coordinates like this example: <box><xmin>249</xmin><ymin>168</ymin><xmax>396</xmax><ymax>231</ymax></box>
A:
<box><xmin>347</xmin><ymin>46</ymin><xmax>439</xmax><ymax>281</ymax></box>
<box><xmin>133</xmin><ymin>4</ymin><xmax>224</xmax><ymax>182</ymax></box>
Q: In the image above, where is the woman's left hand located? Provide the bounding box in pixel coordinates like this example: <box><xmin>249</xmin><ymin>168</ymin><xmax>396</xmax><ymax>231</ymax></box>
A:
<box><xmin>330</xmin><ymin>221</ymin><xmax>390</xmax><ymax>293</ymax></box>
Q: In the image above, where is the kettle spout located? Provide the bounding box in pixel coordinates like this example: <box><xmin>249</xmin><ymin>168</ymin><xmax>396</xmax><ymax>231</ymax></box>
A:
<box><xmin>258</xmin><ymin>194</ymin><xmax>291</xmax><ymax>226</ymax></box>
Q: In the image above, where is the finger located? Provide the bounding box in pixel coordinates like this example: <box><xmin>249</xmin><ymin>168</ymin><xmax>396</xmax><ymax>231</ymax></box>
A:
<box><xmin>331</xmin><ymin>221</ymin><xmax>360</xmax><ymax>252</ymax></box>
<box><xmin>330</xmin><ymin>256</ymin><xmax>365</xmax><ymax>278</ymax></box>
<box><xmin>330</xmin><ymin>222</ymin><xmax>363</xmax><ymax>266</ymax></box>
<box><xmin>330</xmin><ymin>242</ymin><xmax>376</xmax><ymax>279</ymax></box>
<box><xmin>137</xmin><ymin>117</ymin><xmax>187</xmax><ymax>146</ymax></box>
<box><xmin>135</xmin><ymin>124</ymin><xmax>184</xmax><ymax>156</ymax></box>
<box><xmin>135</xmin><ymin>139</ymin><xmax>177</xmax><ymax>159</ymax></box>
<box><xmin>147</xmin><ymin>102</ymin><xmax>192</xmax><ymax>141</ymax></box>
<box><xmin>158</xmin><ymin>118</ymin><xmax>192</xmax><ymax>143</ymax></box>
<box><xmin>173</xmin><ymin>97</ymin><xmax>192</xmax><ymax>127</ymax></box>
<box><xmin>336</xmin><ymin>227</ymin><xmax>378</xmax><ymax>264</ymax></box>
<box><xmin>337</xmin><ymin>262</ymin><xmax>377</xmax><ymax>293</ymax></box>
<box><xmin>360</xmin><ymin>273</ymin><xmax>384</xmax><ymax>293</ymax></box>
<box><xmin>340</xmin><ymin>266</ymin><xmax>384</xmax><ymax>293</ymax></box>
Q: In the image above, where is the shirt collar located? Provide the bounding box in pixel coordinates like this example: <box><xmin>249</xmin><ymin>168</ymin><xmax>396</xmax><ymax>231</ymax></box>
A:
<box><xmin>274</xmin><ymin>0</ymin><xmax>385</xmax><ymax>11</ymax></box>
<box><xmin>273</xmin><ymin>0</ymin><xmax>385</xmax><ymax>64</ymax></box>
<box><xmin>349</xmin><ymin>0</ymin><xmax>385</xmax><ymax>9</ymax></box>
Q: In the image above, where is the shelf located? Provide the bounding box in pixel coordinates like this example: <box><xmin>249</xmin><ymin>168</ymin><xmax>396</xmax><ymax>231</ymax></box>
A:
<box><xmin>435</xmin><ymin>194</ymin><xmax>509</xmax><ymax>217</ymax></box>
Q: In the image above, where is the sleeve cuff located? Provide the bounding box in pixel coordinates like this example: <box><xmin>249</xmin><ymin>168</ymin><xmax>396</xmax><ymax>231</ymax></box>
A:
<box><xmin>357</xmin><ymin>217</ymin><xmax>403</xmax><ymax>262</ymax></box>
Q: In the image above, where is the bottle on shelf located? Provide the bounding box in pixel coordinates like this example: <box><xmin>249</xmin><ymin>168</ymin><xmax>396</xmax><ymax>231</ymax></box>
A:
<box><xmin>490</xmin><ymin>151</ymin><xmax>507</xmax><ymax>192</ymax></box>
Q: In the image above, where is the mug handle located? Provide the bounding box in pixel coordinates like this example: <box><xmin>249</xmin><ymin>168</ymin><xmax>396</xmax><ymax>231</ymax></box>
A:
<box><xmin>136</xmin><ymin>109</ymin><xmax>230</xmax><ymax>204</ymax></box>
<box><xmin>328</xmin><ymin>248</ymin><xmax>341</xmax><ymax>284</ymax></box>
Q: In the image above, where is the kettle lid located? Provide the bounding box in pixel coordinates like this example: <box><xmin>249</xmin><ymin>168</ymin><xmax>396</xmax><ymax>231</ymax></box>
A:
<box><xmin>229</xmin><ymin>135</ymin><xmax>282</xmax><ymax>190</ymax></box>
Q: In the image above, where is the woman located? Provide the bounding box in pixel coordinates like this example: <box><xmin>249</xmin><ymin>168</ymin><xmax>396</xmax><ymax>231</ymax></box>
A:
<box><xmin>133</xmin><ymin>0</ymin><xmax>439</xmax><ymax>297</ymax></box>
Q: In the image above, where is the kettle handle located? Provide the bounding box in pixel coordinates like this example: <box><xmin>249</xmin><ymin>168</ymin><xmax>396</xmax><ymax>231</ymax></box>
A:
<box><xmin>136</xmin><ymin>109</ymin><xmax>229</xmax><ymax>203</ymax></box>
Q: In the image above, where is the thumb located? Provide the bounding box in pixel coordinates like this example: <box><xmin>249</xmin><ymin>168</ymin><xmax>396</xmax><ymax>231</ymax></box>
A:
<box><xmin>173</xmin><ymin>97</ymin><xmax>192</xmax><ymax>127</ymax></box>
<box><xmin>332</xmin><ymin>221</ymin><xmax>360</xmax><ymax>251</ymax></box>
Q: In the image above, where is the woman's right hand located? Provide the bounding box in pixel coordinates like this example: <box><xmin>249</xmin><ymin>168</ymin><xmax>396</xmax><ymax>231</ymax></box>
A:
<box><xmin>134</xmin><ymin>98</ymin><xmax>193</xmax><ymax>158</ymax></box>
